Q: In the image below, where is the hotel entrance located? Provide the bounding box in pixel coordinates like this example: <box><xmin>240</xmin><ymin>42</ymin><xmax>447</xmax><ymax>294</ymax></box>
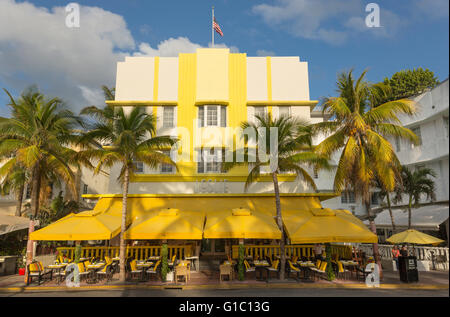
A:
<box><xmin>200</xmin><ymin>239</ymin><xmax>226</xmax><ymax>255</ymax></box>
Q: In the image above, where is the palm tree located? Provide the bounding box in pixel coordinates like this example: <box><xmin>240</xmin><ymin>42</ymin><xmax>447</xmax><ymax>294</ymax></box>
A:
<box><xmin>312</xmin><ymin>70</ymin><xmax>418</xmax><ymax>272</ymax></box>
<box><xmin>373</xmin><ymin>173</ymin><xmax>403</xmax><ymax>232</ymax></box>
<box><xmin>78</xmin><ymin>106</ymin><xmax>177</xmax><ymax>282</ymax></box>
<box><xmin>0</xmin><ymin>87</ymin><xmax>82</xmax><ymax>269</ymax></box>
<box><xmin>397</xmin><ymin>166</ymin><xmax>436</xmax><ymax>229</ymax></box>
<box><xmin>0</xmin><ymin>162</ymin><xmax>29</xmax><ymax>216</ymax></box>
<box><xmin>224</xmin><ymin>113</ymin><xmax>330</xmax><ymax>280</ymax></box>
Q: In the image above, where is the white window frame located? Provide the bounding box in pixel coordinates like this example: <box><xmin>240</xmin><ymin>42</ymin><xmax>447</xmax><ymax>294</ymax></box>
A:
<box><xmin>162</xmin><ymin>106</ymin><xmax>175</xmax><ymax>128</ymax></box>
<box><xmin>395</xmin><ymin>136</ymin><xmax>401</xmax><ymax>152</ymax></box>
<box><xmin>411</xmin><ymin>126</ymin><xmax>422</xmax><ymax>147</ymax></box>
<box><xmin>444</xmin><ymin>116</ymin><xmax>449</xmax><ymax>138</ymax></box>
<box><xmin>253</xmin><ymin>106</ymin><xmax>267</xmax><ymax>122</ymax></box>
<box><xmin>134</xmin><ymin>161</ymin><xmax>144</xmax><ymax>174</ymax></box>
<box><xmin>198</xmin><ymin>105</ymin><xmax>227</xmax><ymax>127</ymax></box>
<box><xmin>160</xmin><ymin>150</ymin><xmax>175</xmax><ymax>174</ymax></box>
<box><xmin>278</xmin><ymin>106</ymin><xmax>291</xmax><ymax>118</ymax></box>
<box><xmin>341</xmin><ymin>191</ymin><xmax>355</xmax><ymax>204</ymax></box>
<box><xmin>197</xmin><ymin>148</ymin><xmax>225</xmax><ymax>174</ymax></box>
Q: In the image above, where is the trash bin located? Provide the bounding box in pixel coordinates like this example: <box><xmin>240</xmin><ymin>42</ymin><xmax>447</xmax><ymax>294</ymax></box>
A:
<box><xmin>0</xmin><ymin>256</ymin><xmax>19</xmax><ymax>276</ymax></box>
<box><xmin>398</xmin><ymin>256</ymin><xmax>419</xmax><ymax>283</ymax></box>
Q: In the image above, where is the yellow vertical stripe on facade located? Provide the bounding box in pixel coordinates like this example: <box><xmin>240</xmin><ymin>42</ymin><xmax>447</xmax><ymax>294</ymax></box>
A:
<box><xmin>228</xmin><ymin>53</ymin><xmax>249</xmax><ymax>176</ymax></box>
<box><xmin>153</xmin><ymin>57</ymin><xmax>159</xmax><ymax>118</ymax></box>
<box><xmin>177</xmin><ymin>53</ymin><xmax>197</xmax><ymax>175</ymax></box>
<box><xmin>266</xmin><ymin>56</ymin><xmax>272</xmax><ymax>115</ymax></box>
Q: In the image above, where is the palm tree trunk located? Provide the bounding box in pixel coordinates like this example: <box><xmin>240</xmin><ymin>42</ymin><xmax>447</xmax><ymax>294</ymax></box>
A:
<box><xmin>272</xmin><ymin>172</ymin><xmax>285</xmax><ymax>280</ymax></box>
<box><xmin>386</xmin><ymin>194</ymin><xmax>396</xmax><ymax>232</ymax></box>
<box><xmin>366</xmin><ymin>200</ymin><xmax>383</xmax><ymax>279</ymax></box>
<box><xmin>15</xmin><ymin>184</ymin><xmax>24</xmax><ymax>217</ymax></box>
<box><xmin>408</xmin><ymin>195</ymin><xmax>413</xmax><ymax>229</ymax></box>
<box><xmin>25</xmin><ymin>164</ymin><xmax>41</xmax><ymax>282</ymax></box>
<box><xmin>119</xmin><ymin>166</ymin><xmax>130</xmax><ymax>282</ymax></box>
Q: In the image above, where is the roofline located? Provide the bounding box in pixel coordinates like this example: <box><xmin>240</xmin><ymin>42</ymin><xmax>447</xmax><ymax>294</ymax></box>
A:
<box><xmin>82</xmin><ymin>192</ymin><xmax>339</xmax><ymax>201</ymax></box>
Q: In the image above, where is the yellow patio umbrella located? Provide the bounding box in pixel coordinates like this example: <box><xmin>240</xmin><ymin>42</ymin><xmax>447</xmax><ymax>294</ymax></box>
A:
<box><xmin>29</xmin><ymin>210</ymin><xmax>123</xmax><ymax>241</ymax></box>
<box><xmin>387</xmin><ymin>229</ymin><xmax>445</xmax><ymax>246</ymax></box>
<box><xmin>124</xmin><ymin>208</ymin><xmax>204</xmax><ymax>240</ymax></box>
<box><xmin>285</xmin><ymin>208</ymin><xmax>378</xmax><ymax>244</ymax></box>
<box><xmin>204</xmin><ymin>208</ymin><xmax>282</xmax><ymax>239</ymax></box>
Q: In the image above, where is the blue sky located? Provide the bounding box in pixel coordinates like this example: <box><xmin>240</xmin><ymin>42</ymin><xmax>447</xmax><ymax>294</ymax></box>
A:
<box><xmin>0</xmin><ymin>0</ymin><xmax>448</xmax><ymax>116</ymax></box>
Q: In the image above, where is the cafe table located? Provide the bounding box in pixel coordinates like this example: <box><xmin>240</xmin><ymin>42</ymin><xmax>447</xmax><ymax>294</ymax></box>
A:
<box><xmin>47</xmin><ymin>263</ymin><xmax>68</xmax><ymax>282</ymax></box>
<box><xmin>86</xmin><ymin>263</ymin><xmax>105</xmax><ymax>283</ymax></box>
<box><xmin>253</xmin><ymin>260</ymin><xmax>270</xmax><ymax>280</ymax></box>
<box><xmin>297</xmin><ymin>261</ymin><xmax>315</xmax><ymax>282</ymax></box>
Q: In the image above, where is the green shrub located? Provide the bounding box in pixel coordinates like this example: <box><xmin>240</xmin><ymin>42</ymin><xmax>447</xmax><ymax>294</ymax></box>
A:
<box><xmin>161</xmin><ymin>244</ymin><xmax>169</xmax><ymax>281</ymax></box>
<box><xmin>325</xmin><ymin>244</ymin><xmax>335</xmax><ymax>281</ymax></box>
<box><xmin>238</xmin><ymin>245</ymin><xmax>245</xmax><ymax>281</ymax></box>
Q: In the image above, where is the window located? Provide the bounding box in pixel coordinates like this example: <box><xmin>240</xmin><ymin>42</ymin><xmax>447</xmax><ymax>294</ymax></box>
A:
<box><xmin>197</xmin><ymin>148</ymin><xmax>225</xmax><ymax>173</ymax></box>
<box><xmin>444</xmin><ymin>116</ymin><xmax>449</xmax><ymax>138</ymax></box>
<box><xmin>134</xmin><ymin>161</ymin><xmax>144</xmax><ymax>174</ymax></box>
<box><xmin>412</xmin><ymin>126</ymin><xmax>422</xmax><ymax>146</ymax></box>
<box><xmin>278</xmin><ymin>106</ymin><xmax>291</xmax><ymax>118</ymax></box>
<box><xmin>83</xmin><ymin>184</ymin><xmax>88</xmax><ymax>195</ymax></box>
<box><xmin>162</xmin><ymin>106</ymin><xmax>175</xmax><ymax>128</ymax></box>
<box><xmin>25</xmin><ymin>185</ymin><xmax>31</xmax><ymax>199</ymax></box>
<box><xmin>254</xmin><ymin>107</ymin><xmax>267</xmax><ymax>121</ymax></box>
<box><xmin>160</xmin><ymin>150</ymin><xmax>174</xmax><ymax>174</ymax></box>
<box><xmin>313</xmin><ymin>168</ymin><xmax>318</xmax><ymax>179</ymax></box>
<box><xmin>198</xmin><ymin>106</ymin><xmax>226</xmax><ymax>127</ymax></box>
<box><xmin>341</xmin><ymin>191</ymin><xmax>355</xmax><ymax>204</ymax></box>
<box><xmin>415</xmin><ymin>164</ymin><xmax>426</xmax><ymax>172</ymax></box>
<box><xmin>371</xmin><ymin>192</ymin><xmax>379</xmax><ymax>205</ymax></box>
<box><xmin>395</xmin><ymin>136</ymin><xmax>401</xmax><ymax>152</ymax></box>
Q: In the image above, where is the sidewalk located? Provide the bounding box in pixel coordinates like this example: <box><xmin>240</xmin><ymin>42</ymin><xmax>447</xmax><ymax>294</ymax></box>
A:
<box><xmin>0</xmin><ymin>269</ymin><xmax>448</xmax><ymax>292</ymax></box>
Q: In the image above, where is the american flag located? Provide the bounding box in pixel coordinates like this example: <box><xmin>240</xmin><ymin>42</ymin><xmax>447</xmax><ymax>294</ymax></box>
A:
<box><xmin>213</xmin><ymin>17</ymin><xmax>223</xmax><ymax>37</ymax></box>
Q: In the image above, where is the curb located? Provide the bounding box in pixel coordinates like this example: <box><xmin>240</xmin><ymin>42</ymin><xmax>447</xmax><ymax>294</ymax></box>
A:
<box><xmin>0</xmin><ymin>283</ymin><xmax>448</xmax><ymax>293</ymax></box>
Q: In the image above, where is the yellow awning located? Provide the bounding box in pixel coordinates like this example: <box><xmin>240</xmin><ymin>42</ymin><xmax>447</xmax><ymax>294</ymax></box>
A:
<box><xmin>284</xmin><ymin>208</ymin><xmax>378</xmax><ymax>244</ymax></box>
<box><xmin>29</xmin><ymin>210</ymin><xmax>123</xmax><ymax>241</ymax></box>
<box><xmin>124</xmin><ymin>208</ymin><xmax>204</xmax><ymax>240</ymax></box>
<box><xmin>204</xmin><ymin>208</ymin><xmax>282</xmax><ymax>239</ymax></box>
<box><xmin>387</xmin><ymin>229</ymin><xmax>445</xmax><ymax>246</ymax></box>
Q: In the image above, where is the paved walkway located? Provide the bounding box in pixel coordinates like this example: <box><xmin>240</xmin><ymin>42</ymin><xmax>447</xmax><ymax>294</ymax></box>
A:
<box><xmin>0</xmin><ymin>269</ymin><xmax>448</xmax><ymax>293</ymax></box>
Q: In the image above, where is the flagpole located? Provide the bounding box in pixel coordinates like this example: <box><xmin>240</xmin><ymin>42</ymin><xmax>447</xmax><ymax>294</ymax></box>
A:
<box><xmin>212</xmin><ymin>6</ymin><xmax>214</xmax><ymax>47</ymax></box>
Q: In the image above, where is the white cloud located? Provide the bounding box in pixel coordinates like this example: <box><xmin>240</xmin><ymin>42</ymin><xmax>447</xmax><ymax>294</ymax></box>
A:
<box><xmin>413</xmin><ymin>0</ymin><xmax>449</xmax><ymax>18</ymax></box>
<box><xmin>252</xmin><ymin>0</ymin><xmax>361</xmax><ymax>45</ymax></box>
<box><xmin>0</xmin><ymin>0</ymin><xmax>239</xmax><ymax>114</ymax></box>
<box><xmin>252</xmin><ymin>0</ymin><xmax>404</xmax><ymax>45</ymax></box>
<box><xmin>256</xmin><ymin>50</ymin><xmax>276</xmax><ymax>56</ymax></box>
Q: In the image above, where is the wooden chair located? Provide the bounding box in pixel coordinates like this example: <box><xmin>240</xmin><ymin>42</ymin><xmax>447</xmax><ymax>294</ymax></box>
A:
<box><xmin>175</xmin><ymin>264</ymin><xmax>189</xmax><ymax>284</ymax></box>
<box><xmin>219</xmin><ymin>264</ymin><xmax>233</xmax><ymax>282</ymax></box>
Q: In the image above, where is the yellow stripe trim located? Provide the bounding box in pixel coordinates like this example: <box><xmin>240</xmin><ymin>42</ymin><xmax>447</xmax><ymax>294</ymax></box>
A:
<box><xmin>82</xmin><ymin>192</ymin><xmax>339</xmax><ymax>200</ymax></box>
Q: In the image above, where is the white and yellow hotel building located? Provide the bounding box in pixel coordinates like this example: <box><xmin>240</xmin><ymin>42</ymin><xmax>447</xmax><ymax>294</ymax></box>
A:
<box><xmin>98</xmin><ymin>48</ymin><xmax>331</xmax><ymax>195</ymax></box>
<box><xmin>28</xmin><ymin>48</ymin><xmax>379</xmax><ymax>258</ymax></box>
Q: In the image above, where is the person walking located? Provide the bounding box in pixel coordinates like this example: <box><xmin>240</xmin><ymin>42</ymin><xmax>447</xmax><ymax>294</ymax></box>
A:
<box><xmin>392</xmin><ymin>245</ymin><xmax>400</xmax><ymax>270</ymax></box>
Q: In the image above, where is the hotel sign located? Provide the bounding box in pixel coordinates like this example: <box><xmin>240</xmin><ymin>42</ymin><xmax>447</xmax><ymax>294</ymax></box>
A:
<box><xmin>195</xmin><ymin>179</ymin><xmax>229</xmax><ymax>193</ymax></box>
